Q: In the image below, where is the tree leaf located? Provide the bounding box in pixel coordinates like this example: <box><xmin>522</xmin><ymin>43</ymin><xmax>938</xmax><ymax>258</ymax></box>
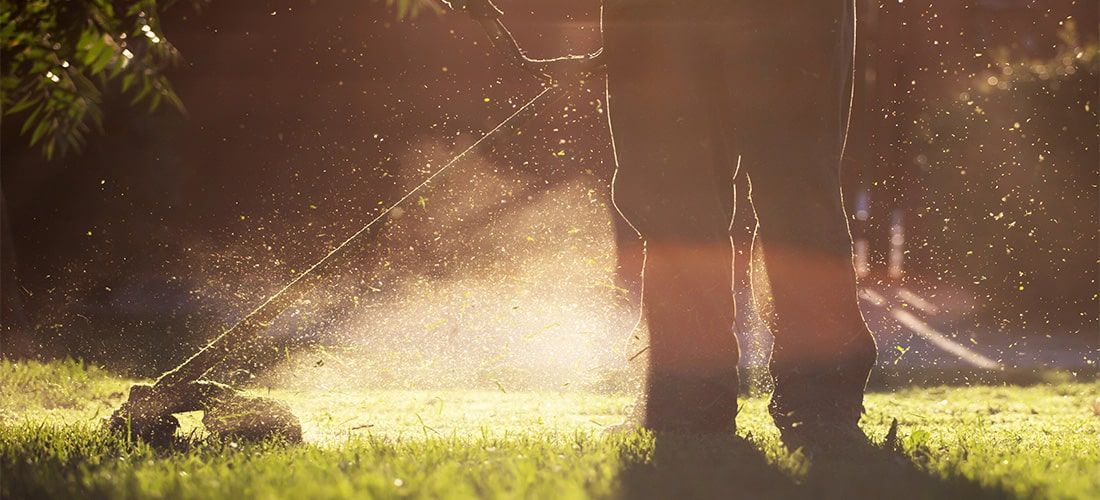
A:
<box><xmin>29</xmin><ymin>117</ymin><xmax>51</xmax><ymax>146</ymax></box>
<box><xmin>120</xmin><ymin>72</ymin><xmax>136</xmax><ymax>92</ymax></box>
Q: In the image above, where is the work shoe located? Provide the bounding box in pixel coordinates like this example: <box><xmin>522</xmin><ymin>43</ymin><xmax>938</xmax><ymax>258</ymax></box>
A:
<box><xmin>778</xmin><ymin>419</ymin><xmax>871</xmax><ymax>458</ymax></box>
<box><xmin>769</xmin><ymin>377</ymin><xmax>869</xmax><ymax>457</ymax></box>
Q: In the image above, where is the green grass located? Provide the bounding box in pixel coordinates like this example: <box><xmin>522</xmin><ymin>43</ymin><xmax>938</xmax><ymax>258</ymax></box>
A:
<box><xmin>2</xmin><ymin>359</ymin><xmax>1097</xmax><ymax>499</ymax></box>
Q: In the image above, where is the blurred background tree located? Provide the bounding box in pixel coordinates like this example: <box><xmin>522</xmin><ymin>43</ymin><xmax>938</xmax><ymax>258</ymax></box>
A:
<box><xmin>904</xmin><ymin>21</ymin><xmax>1099</xmax><ymax>331</ymax></box>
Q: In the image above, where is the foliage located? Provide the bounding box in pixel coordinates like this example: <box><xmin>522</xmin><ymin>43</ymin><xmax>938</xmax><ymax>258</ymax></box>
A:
<box><xmin>979</xmin><ymin>19</ymin><xmax>1100</xmax><ymax>91</ymax></box>
<box><xmin>0</xmin><ymin>1</ymin><xmax>201</xmax><ymax>159</ymax></box>
<box><xmin>2</xmin><ymin>360</ymin><xmax>1099</xmax><ymax>499</ymax></box>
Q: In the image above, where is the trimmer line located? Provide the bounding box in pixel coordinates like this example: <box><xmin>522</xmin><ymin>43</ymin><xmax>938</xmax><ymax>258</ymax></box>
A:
<box><xmin>157</xmin><ymin>83</ymin><xmax>564</xmax><ymax>387</ymax></box>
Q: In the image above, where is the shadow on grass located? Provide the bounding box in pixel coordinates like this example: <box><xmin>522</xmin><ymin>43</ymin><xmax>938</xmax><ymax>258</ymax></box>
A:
<box><xmin>618</xmin><ymin>433</ymin><xmax>1012</xmax><ymax>500</ymax></box>
<box><xmin>617</xmin><ymin>434</ymin><xmax>799</xmax><ymax>499</ymax></box>
<box><xmin>799</xmin><ymin>439</ymin><xmax>1011</xmax><ymax>500</ymax></box>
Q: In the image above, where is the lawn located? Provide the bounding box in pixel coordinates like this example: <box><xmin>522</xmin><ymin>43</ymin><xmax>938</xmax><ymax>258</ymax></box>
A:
<box><xmin>1</xmin><ymin>359</ymin><xmax>1097</xmax><ymax>499</ymax></box>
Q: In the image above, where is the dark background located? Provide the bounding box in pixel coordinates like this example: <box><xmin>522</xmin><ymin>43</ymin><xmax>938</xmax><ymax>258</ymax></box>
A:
<box><xmin>2</xmin><ymin>0</ymin><xmax>1097</xmax><ymax>376</ymax></box>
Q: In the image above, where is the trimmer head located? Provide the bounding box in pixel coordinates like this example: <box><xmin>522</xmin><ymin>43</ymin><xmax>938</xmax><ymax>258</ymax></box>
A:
<box><xmin>106</xmin><ymin>381</ymin><xmax>302</xmax><ymax>445</ymax></box>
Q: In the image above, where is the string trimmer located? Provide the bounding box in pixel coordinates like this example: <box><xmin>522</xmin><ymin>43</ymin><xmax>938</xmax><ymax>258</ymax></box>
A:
<box><xmin>106</xmin><ymin>0</ymin><xmax>603</xmax><ymax>444</ymax></box>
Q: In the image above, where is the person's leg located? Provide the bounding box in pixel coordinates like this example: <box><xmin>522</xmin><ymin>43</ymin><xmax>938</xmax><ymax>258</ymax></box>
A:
<box><xmin>724</xmin><ymin>0</ymin><xmax>876</xmax><ymax>440</ymax></box>
<box><xmin>603</xmin><ymin>1</ymin><xmax>739</xmax><ymax>433</ymax></box>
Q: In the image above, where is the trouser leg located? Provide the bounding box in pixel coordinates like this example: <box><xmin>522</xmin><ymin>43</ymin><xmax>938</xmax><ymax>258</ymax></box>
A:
<box><xmin>604</xmin><ymin>3</ymin><xmax>739</xmax><ymax>432</ymax></box>
<box><xmin>751</xmin><ymin>177</ymin><xmax>876</xmax><ymax>429</ymax></box>
<box><xmin>725</xmin><ymin>0</ymin><xmax>876</xmax><ymax>429</ymax></box>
